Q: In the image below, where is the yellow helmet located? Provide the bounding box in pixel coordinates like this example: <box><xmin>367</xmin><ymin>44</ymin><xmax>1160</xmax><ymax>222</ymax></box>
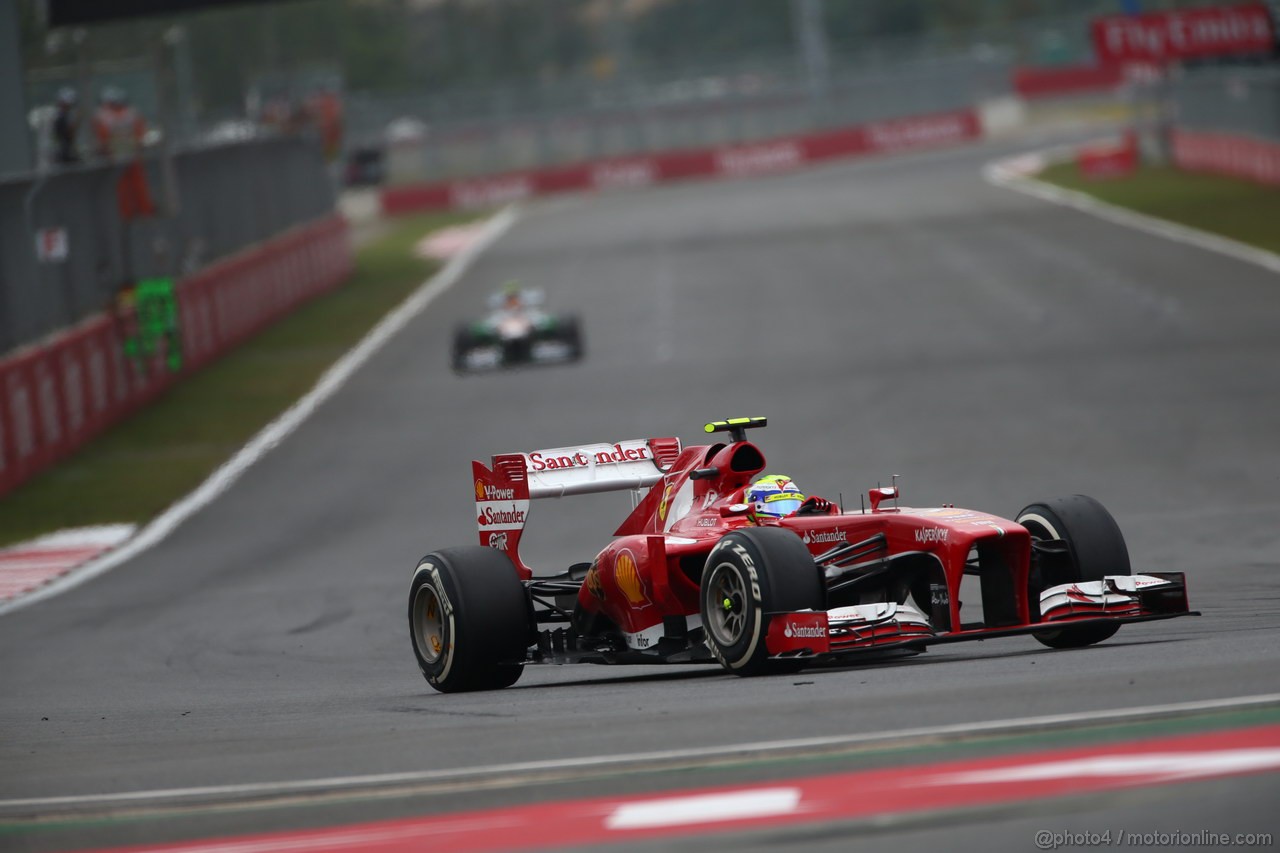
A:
<box><xmin>745</xmin><ymin>474</ymin><xmax>805</xmax><ymax>521</ymax></box>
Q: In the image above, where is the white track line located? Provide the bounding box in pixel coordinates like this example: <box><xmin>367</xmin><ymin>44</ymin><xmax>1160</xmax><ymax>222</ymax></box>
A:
<box><xmin>983</xmin><ymin>147</ymin><xmax>1280</xmax><ymax>276</ymax></box>
<box><xmin>4</xmin><ymin>692</ymin><xmax>1277</xmax><ymax>811</ymax></box>
<box><xmin>0</xmin><ymin>206</ymin><xmax>521</xmax><ymax>618</ymax></box>
<box><xmin>606</xmin><ymin>788</ymin><xmax>803</xmax><ymax>829</ymax></box>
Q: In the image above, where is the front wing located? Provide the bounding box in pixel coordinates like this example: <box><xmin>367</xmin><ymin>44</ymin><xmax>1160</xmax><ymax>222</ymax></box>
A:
<box><xmin>455</xmin><ymin>334</ymin><xmax>578</xmax><ymax>372</ymax></box>
<box><xmin>764</xmin><ymin>572</ymin><xmax>1197</xmax><ymax>660</ymax></box>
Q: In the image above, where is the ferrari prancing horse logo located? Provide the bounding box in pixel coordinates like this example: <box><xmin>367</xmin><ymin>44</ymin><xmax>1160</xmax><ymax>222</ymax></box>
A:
<box><xmin>658</xmin><ymin>483</ymin><xmax>675</xmax><ymax>523</ymax></box>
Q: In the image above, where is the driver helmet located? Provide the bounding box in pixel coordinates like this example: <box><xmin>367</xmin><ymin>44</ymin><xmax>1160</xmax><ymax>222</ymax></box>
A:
<box><xmin>744</xmin><ymin>474</ymin><xmax>805</xmax><ymax>522</ymax></box>
<box><xmin>501</xmin><ymin>282</ymin><xmax>522</xmax><ymax>310</ymax></box>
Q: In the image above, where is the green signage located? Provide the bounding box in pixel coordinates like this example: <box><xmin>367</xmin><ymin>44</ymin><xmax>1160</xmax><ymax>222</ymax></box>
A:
<box><xmin>123</xmin><ymin>277</ymin><xmax>183</xmax><ymax>372</ymax></box>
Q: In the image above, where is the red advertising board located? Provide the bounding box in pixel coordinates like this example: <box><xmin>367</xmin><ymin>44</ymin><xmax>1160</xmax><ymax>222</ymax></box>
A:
<box><xmin>1172</xmin><ymin>129</ymin><xmax>1280</xmax><ymax>186</ymax></box>
<box><xmin>1092</xmin><ymin>3</ymin><xmax>1275</xmax><ymax>63</ymax></box>
<box><xmin>1012</xmin><ymin>63</ymin><xmax>1127</xmax><ymax>99</ymax></box>
<box><xmin>382</xmin><ymin>108</ymin><xmax>981</xmax><ymax>216</ymax></box>
<box><xmin>1077</xmin><ymin>132</ymin><xmax>1139</xmax><ymax>180</ymax></box>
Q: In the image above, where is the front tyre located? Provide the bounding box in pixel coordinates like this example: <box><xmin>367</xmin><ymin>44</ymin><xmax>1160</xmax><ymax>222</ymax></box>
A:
<box><xmin>1017</xmin><ymin>495</ymin><xmax>1131</xmax><ymax>650</ymax></box>
<box><xmin>700</xmin><ymin>528</ymin><xmax>824</xmax><ymax>676</ymax></box>
<box><xmin>451</xmin><ymin>327</ymin><xmax>477</xmax><ymax>373</ymax></box>
<box><xmin>562</xmin><ymin>315</ymin><xmax>584</xmax><ymax>361</ymax></box>
<box><xmin>409</xmin><ymin>547</ymin><xmax>531</xmax><ymax>692</ymax></box>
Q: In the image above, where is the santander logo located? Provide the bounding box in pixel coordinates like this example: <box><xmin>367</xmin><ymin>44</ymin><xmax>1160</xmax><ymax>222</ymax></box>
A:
<box><xmin>867</xmin><ymin>116</ymin><xmax>967</xmax><ymax>150</ymax></box>
<box><xmin>783</xmin><ymin>621</ymin><xmax>826</xmax><ymax>639</ymax></box>
<box><xmin>803</xmin><ymin>529</ymin><xmax>847</xmax><ymax>545</ymax></box>
<box><xmin>593</xmin><ymin>160</ymin><xmax>656</xmax><ymax>189</ymax></box>
<box><xmin>451</xmin><ymin>177</ymin><xmax>532</xmax><ymax>209</ymax></box>
<box><xmin>717</xmin><ymin>142</ymin><xmax>804</xmax><ymax>176</ymax></box>
<box><xmin>477</xmin><ymin>504</ymin><xmax>527</xmax><ymax>526</ymax></box>
<box><xmin>527</xmin><ymin>443</ymin><xmax>650</xmax><ymax>472</ymax></box>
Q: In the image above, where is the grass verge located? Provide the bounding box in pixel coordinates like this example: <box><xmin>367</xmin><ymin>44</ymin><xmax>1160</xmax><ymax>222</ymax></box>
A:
<box><xmin>0</xmin><ymin>210</ymin><xmax>480</xmax><ymax>548</ymax></box>
<box><xmin>1037</xmin><ymin>163</ymin><xmax>1280</xmax><ymax>256</ymax></box>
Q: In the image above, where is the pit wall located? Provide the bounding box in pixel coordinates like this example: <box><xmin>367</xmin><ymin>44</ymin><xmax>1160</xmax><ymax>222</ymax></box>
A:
<box><xmin>0</xmin><ymin>216</ymin><xmax>352</xmax><ymax>498</ymax></box>
<box><xmin>381</xmin><ymin>109</ymin><xmax>983</xmax><ymax>215</ymax></box>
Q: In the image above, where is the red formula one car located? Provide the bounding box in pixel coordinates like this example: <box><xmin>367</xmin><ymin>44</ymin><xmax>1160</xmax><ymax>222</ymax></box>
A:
<box><xmin>408</xmin><ymin>418</ymin><xmax>1195</xmax><ymax>692</ymax></box>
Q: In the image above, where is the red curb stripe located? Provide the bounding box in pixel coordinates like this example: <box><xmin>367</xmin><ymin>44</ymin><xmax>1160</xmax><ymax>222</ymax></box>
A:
<box><xmin>71</xmin><ymin>723</ymin><xmax>1280</xmax><ymax>853</ymax></box>
<box><xmin>0</xmin><ymin>567</ymin><xmax>91</xmax><ymax>578</ymax></box>
<box><xmin>0</xmin><ymin>555</ymin><xmax>99</xmax><ymax>568</ymax></box>
<box><xmin>0</xmin><ymin>547</ymin><xmax>104</xmax><ymax>559</ymax></box>
<box><xmin>0</xmin><ymin>544</ymin><xmax>113</xmax><ymax>602</ymax></box>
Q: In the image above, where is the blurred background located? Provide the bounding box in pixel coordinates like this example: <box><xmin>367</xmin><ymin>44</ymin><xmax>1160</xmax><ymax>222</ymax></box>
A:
<box><xmin>2</xmin><ymin>5</ymin><xmax>1280</xmax><ymax>849</ymax></box>
<box><xmin>10</xmin><ymin>0</ymin><xmax>1278</xmax><ymax>187</ymax></box>
<box><xmin>1</xmin><ymin>0</ymin><xmax>1277</xmax><ymax>491</ymax></box>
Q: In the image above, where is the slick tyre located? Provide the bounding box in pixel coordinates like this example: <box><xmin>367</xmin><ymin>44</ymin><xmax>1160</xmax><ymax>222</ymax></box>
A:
<box><xmin>409</xmin><ymin>547</ymin><xmax>531</xmax><ymax>692</ymax></box>
<box><xmin>563</xmin><ymin>315</ymin><xmax>584</xmax><ymax>361</ymax></box>
<box><xmin>1017</xmin><ymin>495</ymin><xmax>1131</xmax><ymax>650</ymax></box>
<box><xmin>451</xmin><ymin>327</ymin><xmax>476</xmax><ymax>373</ymax></box>
<box><xmin>700</xmin><ymin>528</ymin><xmax>824</xmax><ymax>676</ymax></box>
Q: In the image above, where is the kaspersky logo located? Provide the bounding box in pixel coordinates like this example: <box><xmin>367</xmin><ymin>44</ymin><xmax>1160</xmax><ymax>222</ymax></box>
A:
<box><xmin>783</xmin><ymin>621</ymin><xmax>826</xmax><ymax>639</ymax></box>
<box><xmin>476</xmin><ymin>479</ymin><xmax>515</xmax><ymax>501</ymax></box>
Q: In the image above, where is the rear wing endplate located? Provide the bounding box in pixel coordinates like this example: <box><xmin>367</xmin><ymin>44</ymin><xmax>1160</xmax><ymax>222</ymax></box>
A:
<box><xmin>471</xmin><ymin>437</ymin><xmax>681</xmax><ymax>577</ymax></box>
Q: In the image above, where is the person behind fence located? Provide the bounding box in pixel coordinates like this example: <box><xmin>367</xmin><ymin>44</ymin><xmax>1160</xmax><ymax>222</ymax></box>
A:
<box><xmin>92</xmin><ymin>86</ymin><xmax>147</xmax><ymax>160</ymax></box>
<box><xmin>92</xmin><ymin>86</ymin><xmax>156</xmax><ymax>219</ymax></box>
<box><xmin>53</xmin><ymin>87</ymin><xmax>81</xmax><ymax>165</ymax></box>
<box><xmin>306</xmin><ymin>86</ymin><xmax>344</xmax><ymax>162</ymax></box>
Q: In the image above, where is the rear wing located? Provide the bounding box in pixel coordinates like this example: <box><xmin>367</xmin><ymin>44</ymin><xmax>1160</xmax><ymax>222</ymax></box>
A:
<box><xmin>472</xmin><ymin>436</ymin><xmax>682</xmax><ymax>577</ymax></box>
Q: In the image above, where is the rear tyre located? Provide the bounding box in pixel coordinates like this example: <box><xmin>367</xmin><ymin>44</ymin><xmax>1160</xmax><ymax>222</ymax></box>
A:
<box><xmin>700</xmin><ymin>528</ymin><xmax>824</xmax><ymax>676</ymax></box>
<box><xmin>409</xmin><ymin>547</ymin><xmax>530</xmax><ymax>692</ymax></box>
<box><xmin>1017</xmin><ymin>495</ymin><xmax>1131</xmax><ymax>649</ymax></box>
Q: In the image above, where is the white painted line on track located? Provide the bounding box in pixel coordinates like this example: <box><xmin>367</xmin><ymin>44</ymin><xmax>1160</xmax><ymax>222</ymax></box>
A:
<box><xmin>605</xmin><ymin>788</ymin><xmax>802</xmax><ymax>830</ymax></box>
<box><xmin>0</xmin><ymin>206</ymin><xmax>521</xmax><ymax>619</ymax></box>
<box><xmin>929</xmin><ymin>749</ymin><xmax>1280</xmax><ymax>785</ymax></box>
<box><xmin>983</xmin><ymin>148</ymin><xmax>1280</xmax><ymax>276</ymax></box>
<box><xmin>4</xmin><ymin>692</ymin><xmax>1277</xmax><ymax>812</ymax></box>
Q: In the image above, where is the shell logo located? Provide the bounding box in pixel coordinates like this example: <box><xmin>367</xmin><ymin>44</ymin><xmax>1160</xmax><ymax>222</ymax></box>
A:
<box><xmin>475</xmin><ymin>480</ymin><xmax>486</xmax><ymax>501</ymax></box>
<box><xmin>658</xmin><ymin>483</ymin><xmax>675</xmax><ymax>523</ymax></box>
<box><xmin>613</xmin><ymin>549</ymin><xmax>648</xmax><ymax>607</ymax></box>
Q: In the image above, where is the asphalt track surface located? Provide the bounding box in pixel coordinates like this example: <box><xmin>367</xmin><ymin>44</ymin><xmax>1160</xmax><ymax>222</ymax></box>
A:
<box><xmin>3</xmin><ymin>133</ymin><xmax>1279</xmax><ymax>851</ymax></box>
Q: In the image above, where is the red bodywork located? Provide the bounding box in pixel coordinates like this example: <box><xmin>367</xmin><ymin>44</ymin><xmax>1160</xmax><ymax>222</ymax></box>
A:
<box><xmin>468</xmin><ymin>426</ymin><xmax>1192</xmax><ymax>663</ymax></box>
